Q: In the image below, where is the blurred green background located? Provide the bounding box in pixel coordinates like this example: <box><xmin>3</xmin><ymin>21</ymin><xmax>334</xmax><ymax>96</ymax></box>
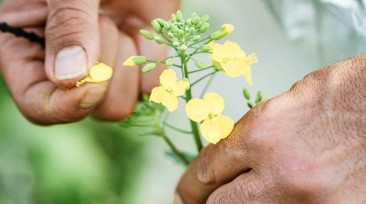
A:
<box><xmin>0</xmin><ymin>0</ymin><xmax>364</xmax><ymax>203</ymax></box>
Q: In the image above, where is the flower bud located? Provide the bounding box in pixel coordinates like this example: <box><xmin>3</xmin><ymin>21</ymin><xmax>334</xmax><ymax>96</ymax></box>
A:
<box><xmin>140</xmin><ymin>29</ymin><xmax>154</xmax><ymax>40</ymax></box>
<box><xmin>133</xmin><ymin>56</ymin><xmax>147</xmax><ymax>65</ymax></box>
<box><xmin>156</xmin><ymin>18</ymin><xmax>165</xmax><ymax>26</ymax></box>
<box><xmin>154</xmin><ymin>36</ymin><xmax>164</xmax><ymax>44</ymax></box>
<box><xmin>164</xmin><ymin>22</ymin><xmax>171</xmax><ymax>30</ymax></box>
<box><xmin>172</xmin><ymin>41</ymin><xmax>180</xmax><ymax>47</ymax></box>
<box><xmin>200</xmin><ymin>45</ymin><xmax>212</xmax><ymax>52</ymax></box>
<box><xmin>180</xmin><ymin>45</ymin><xmax>188</xmax><ymax>51</ymax></box>
<box><xmin>193</xmin><ymin>35</ymin><xmax>201</xmax><ymax>42</ymax></box>
<box><xmin>168</xmin><ymin>32</ymin><xmax>175</xmax><ymax>38</ymax></box>
<box><xmin>171</xmin><ymin>14</ymin><xmax>177</xmax><ymax>22</ymax></box>
<box><xmin>123</xmin><ymin>56</ymin><xmax>147</xmax><ymax>66</ymax></box>
<box><xmin>243</xmin><ymin>88</ymin><xmax>251</xmax><ymax>100</ymax></box>
<box><xmin>201</xmin><ymin>15</ymin><xmax>210</xmax><ymax>23</ymax></box>
<box><xmin>209</xmin><ymin>30</ymin><xmax>227</xmax><ymax>40</ymax></box>
<box><xmin>190</xmin><ymin>27</ymin><xmax>196</xmax><ymax>35</ymax></box>
<box><xmin>221</xmin><ymin>24</ymin><xmax>235</xmax><ymax>35</ymax></box>
<box><xmin>200</xmin><ymin>23</ymin><xmax>210</xmax><ymax>33</ymax></box>
<box><xmin>176</xmin><ymin>10</ymin><xmax>183</xmax><ymax>22</ymax></box>
<box><xmin>151</xmin><ymin>20</ymin><xmax>162</xmax><ymax>33</ymax></box>
<box><xmin>195</xmin><ymin>61</ymin><xmax>206</xmax><ymax>69</ymax></box>
<box><xmin>142</xmin><ymin>63</ymin><xmax>156</xmax><ymax>73</ymax></box>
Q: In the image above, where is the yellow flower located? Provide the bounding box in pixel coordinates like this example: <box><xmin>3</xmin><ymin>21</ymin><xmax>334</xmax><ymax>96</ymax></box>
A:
<box><xmin>186</xmin><ymin>92</ymin><xmax>234</xmax><ymax>144</ymax></box>
<box><xmin>211</xmin><ymin>41</ymin><xmax>258</xmax><ymax>85</ymax></box>
<box><xmin>150</xmin><ymin>69</ymin><xmax>190</xmax><ymax>112</ymax></box>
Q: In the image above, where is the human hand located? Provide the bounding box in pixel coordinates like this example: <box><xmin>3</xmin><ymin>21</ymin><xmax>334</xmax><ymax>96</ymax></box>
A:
<box><xmin>175</xmin><ymin>54</ymin><xmax>366</xmax><ymax>203</ymax></box>
<box><xmin>0</xmin><ymin>0</ymin><xmax>179</xmax><ymax>124</ymax></box>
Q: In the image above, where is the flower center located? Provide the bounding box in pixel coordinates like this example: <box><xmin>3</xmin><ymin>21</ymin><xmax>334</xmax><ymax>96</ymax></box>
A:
<box><xmin>222</xmin><ymin>55</ymin><xmax>243</xmax><ymax>63</ymax></box>
<box><xmin>165</xmin><ymin>87</ymin><xmax>174</xmax><ymax>95</ymax></box>
<box><xmin>208</xmin><ymin>112</ymin><xmax>218</xmax><ymax>119</ymax></box>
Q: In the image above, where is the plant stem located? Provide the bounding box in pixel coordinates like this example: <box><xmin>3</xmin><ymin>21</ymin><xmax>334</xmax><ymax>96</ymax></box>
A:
<box><xmin>158</xmin><ymin>127</ymin><xmax>189</xmax><ymax>166</ymax></box>
<box><xmin>164</xmin><ymin>122</ymin><xmax>192</xmax><ymax>134</ymax></box>
<box><xmin>200</xmin><ymin>74</ymin><xmax>215</xmax><ymax>97</ymax></box>
<box><xmin>180</xmin><ymin>52</ymin><xmax>203</xmax><ymax>152</ymax></box>
<box><xmin>188</xmin><ymin>66</ymin><xmax>214</xmax><ymax>74</ymax></box>
<box><xmin>191</xmin><ymin>71</ymin><xmax>217</xmax><ymax>87</ymax></box>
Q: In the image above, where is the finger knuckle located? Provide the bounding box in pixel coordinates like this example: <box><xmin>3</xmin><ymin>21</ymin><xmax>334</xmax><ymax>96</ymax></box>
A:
<box><xmin>46</xmin><ymin>5</ymin><xmax>93</xmax><ymax>46</ymax></box>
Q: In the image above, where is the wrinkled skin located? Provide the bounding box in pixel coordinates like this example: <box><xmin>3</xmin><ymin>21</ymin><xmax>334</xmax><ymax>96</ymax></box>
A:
<box><xmin>0</xmin><ymin>0</ymin><xmax>179</xmax><ymax>125</ymax></box>
<box><xmin>176</xmin><ymin>54</ymin><xmax>366</xmax><ymax>204</ymax></box>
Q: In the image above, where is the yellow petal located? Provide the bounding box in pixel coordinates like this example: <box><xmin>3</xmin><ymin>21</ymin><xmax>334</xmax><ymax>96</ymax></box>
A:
<box><xmin>211</xmin><ymin>43</ymin><xmax>226</xmax><ymax>62</ymax></box>
<box><xmin>221</xmin><ymin>59</ymin><xmax>247</xmax><ymax>77</ymax></box>
<box><xmin>216</xmin><ymin>115</ymin><xmax>234</xmax><ymax>139</ymax></box>
<box><xmin>185</xmin><ymin>98</ymin><xmax>210</xmax><ymax>122</ymax></box>
<box><xmin>200</xmin><ymin>118</ymin><xmax>222</xmax><ymax>144</ymax></box>
<box><xmin>243</xmin><ymin>64</ymin><xmax>253</xmax><ymax>85</ymax></box>
<box><xmin>123</xmin><ymin>56</ymin><xmax>137</xmax><ymax>66</ymax></box>
<box><xmin>162</xmin><ymin>94</ymin><xmax>178</xmax><ymax>112</ymax></box>
<box><xmin>203</xmin><ymin>92</ymin><xmax>225</xmax><ymax>114</ymax></box>
<box><xmin>200</xmin><ymin>115</ymin><xmax>234</xmax><ymax>144</ymax></box>
<box><xmin>173</xmin><ymin>80</ymin><xmax>190</xmax><ymax>96</ymax></box>
<box><xmin>223</xmin><ymin>41</ymin><xmax>245</xmax><ymax>56</ymax></box>
<box><xmin>150</xmin><ymin>86</ymin><xmax>165</xmax><ymax>103</ymax></box>
<box><xmin>160</xmin><ymin>69</ymin><xmax>177</xmax><ymax>88</ymax></box>
<box><xmin>85</xmin><ymin>63</ymin><xmax>113</xmax><ymax>82</ymax></box>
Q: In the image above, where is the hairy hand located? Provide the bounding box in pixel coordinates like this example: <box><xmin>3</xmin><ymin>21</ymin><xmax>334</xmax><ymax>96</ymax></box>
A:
<box><xmin>175</xmin><ymin>54</ymin><xmax>366</xmax><ymax>204</ymax></box>
<box><xmin>0</xmin><ymin>0</ymin><xmax>179</xmax><ymax>124</ymax></box>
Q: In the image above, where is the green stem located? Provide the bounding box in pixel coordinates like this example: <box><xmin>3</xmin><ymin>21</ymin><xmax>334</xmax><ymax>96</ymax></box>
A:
<box><xmin>188</xmin><ymin>66</ymin><xmax>214</xmax><ymax>74</ymax></box>
<box><xmin>180</xmin><ymin>52</ymin><xmax>203</xmax><ymax>152</ymax></box>
<box><xmin>158</xmin><ymin>127</ymin><xmax>189</xmax><ymax>166</ymax></box>
<box><xmin>191</xmin><ymin>71</ymin><xmax>217</xmax><ymax>87</ymax></box>
<box><xmin>200</xmin><ymin>74</ymin><xmax>215</xmax><ymax>98</ymax></box>
<box><xmin>164</xmin><ymin>122</ymin><xmax>192</xmax><ymax>134</ymax></box>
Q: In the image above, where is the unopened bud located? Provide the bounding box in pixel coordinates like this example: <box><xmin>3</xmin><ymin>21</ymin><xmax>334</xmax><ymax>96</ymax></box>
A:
<box><xmin>195</xmin><ymin>61</ymin><xmax>206</xmax><ymax>69</ymax></box>
<box><xmin>193</xmin><ymin>35</ymin><xmax>201</xmax><ymax>42</ymax></box>
<box><xmin>142</xmin><ymin>63</ymin><xmax>156</xmax><ymax>73</ymax></box>
<box><xmin>140</xmin><ymin>29</ymin><xmax>154</xmax><ymax>40</ymax></box>
<box><xmin>151</xmin><ymin>20</ymin><xmax>162</xmax><ymax>33</ymax></box>
<box><xmin>165</xmin><ymin>58</ymin><xmax>175</xmax><ymax>66</ymax></box>
<box><xmin>243</xmin><ymin>88</ymin><xmax>251</xmax><ymax>100</ymax></box>
<box><xmin>200</xmin><ymin>45</ymin><xmax>212</xmax><ymax>52</ymax></box>
<box><xmin>201</xmin><ymin>15</ymin><xmax>210</xmax><ymax>23</ymax></box>
<box><xmin>154</xmin><ymin>36</ymin><xmax>164</xmax><ymax>44</ymax></box>
<box><xmin>200</xmin><ymin>23</ymin><xmax>210</xmax><ymax>33</ymax></box>
<box><xmin>176</xmin><ymin>10</ymin><xmax>183</xmax><ymax>22</ymax></box>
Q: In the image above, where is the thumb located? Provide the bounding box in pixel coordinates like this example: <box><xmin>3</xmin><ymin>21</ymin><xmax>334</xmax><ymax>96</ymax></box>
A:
<box><xmin>45</xmin><ymin>0</ymin><xmax>100</xmax><ymax>88</ymax></box>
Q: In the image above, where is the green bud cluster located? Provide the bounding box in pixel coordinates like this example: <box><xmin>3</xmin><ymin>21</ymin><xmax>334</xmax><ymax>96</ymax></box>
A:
<box><xmin>143</xmin><ymin>10</ymin><xmax>211</xmax><ymax>51</ymax></box>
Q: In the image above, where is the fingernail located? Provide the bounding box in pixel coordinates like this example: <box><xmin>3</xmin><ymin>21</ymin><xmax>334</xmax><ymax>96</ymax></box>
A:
<box><xmin>55</xmin><ymin>45</ymin><xmax>88</xmax><ymax>80</ymax></box>
<box><xmin>173</xmin><ymin>193</ymin><xmax>183</xmax><ymax>204</ymax></box>
<box><xmin>79</xmin><ymin>87</ymin><xmax>106</xmax><ymax>109</ymax></box>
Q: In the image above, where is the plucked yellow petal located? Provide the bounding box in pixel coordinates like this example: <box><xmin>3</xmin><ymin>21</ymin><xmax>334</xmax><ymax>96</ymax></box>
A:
<box><xmin>216</xmin><ymin>115</ymin><xmax>234</xmax><ymax>139</ymax></box>
<box><xmin>123</xmin><ymin>56</ymin><xmax>137</xmax><ymax>66</ymax></box>
<box><xmin>162</xmin><ymin>94</ymin><xmax>178</xmax><ymax>112</ymax></box>
<box><xmin>186</xmin><ymin>98</ymin><xmax>210</xmax><ymax>122</ymax></box>
<box><xmin>86</xmin><ymin>63</ymin><xmax>113</xmax><ymax>82</ymax></box>
<box><xmin>150</xmin><ymin>86</ymin><xmax>165</xmax><ymax>103</ymax></box>
<box><xmin>160</xmin><ymin>69</ymin><xmax>177</xmax><ymax>88</ymax></box>
<box><xmin>174</xmin><ymin>80</ymin><xmax>190</xmax><ymax>96</ymax></box>
<box><xmin>200</xmin><ymin>118</ymin><xmax>223</xmax><ymax>144</ymax></box>
<box><xmin>203</xmin><ymin>92</ymin><xmax>225</xmax><ymax>114</ymax></box>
